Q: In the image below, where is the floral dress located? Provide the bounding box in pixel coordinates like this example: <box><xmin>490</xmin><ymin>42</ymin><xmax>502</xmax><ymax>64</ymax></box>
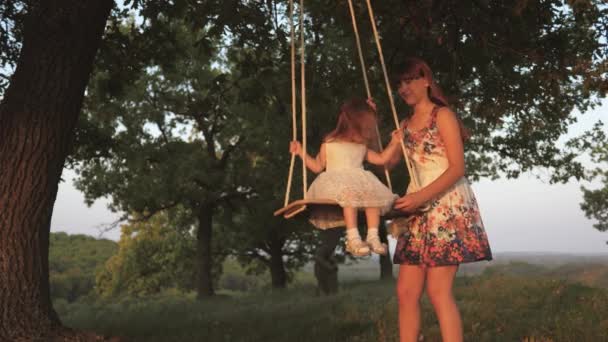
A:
<box><xmin>392</xmin><ymin>106</ymin><xmax>493</xmax><ymax>266</ymax></box>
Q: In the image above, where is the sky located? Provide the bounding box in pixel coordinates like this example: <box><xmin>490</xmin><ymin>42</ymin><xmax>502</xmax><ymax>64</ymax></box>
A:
<box><xmin>51</xmin><ymin>100</ymin><xmax>608</xmax><ymax>254</ymax></box>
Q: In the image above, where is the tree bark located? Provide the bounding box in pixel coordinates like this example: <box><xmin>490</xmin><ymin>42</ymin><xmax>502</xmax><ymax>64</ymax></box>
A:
<box><xmin>196</xmin><ymin>204</ymin><xmax>215</xmax><ymax>298</ymax></box>
<box><xmin>0</xmin><ymin>1</ymin><xmax>112</xmax><ymax>340</ymax></box>
<box><xmin>314</xmin><ymin>228</ymin><xmax>342</xmax><ymax>295</ymax></box>
<box><xmin>268</xmin><ymin>229</ymin><xmax>287</xmax><ymax>289</ymax></box>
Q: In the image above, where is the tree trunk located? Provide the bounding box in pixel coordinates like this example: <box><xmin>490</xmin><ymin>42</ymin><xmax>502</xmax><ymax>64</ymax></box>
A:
<box><xmin>314</xmin><ymin>228</ymin><xmax>342</xmax><ymax>295</ymax></box>
<box><xmin>379</xmin><ymin>222</ymin><xmax>393</xmax><ymax>280</ymax></box>
<box><xmin>196</xmin><ymin>204</ymin><xmax>215</xmax><ymax>298</ymax></box>
<box><xmin>268</xmin><ymin>229</ymin><xmax>287</xmax><ymax>289</ymax></box>
<box><xmin>0</xmin><ymin>1</ymin><xmax>112</xmax><ymax>340</ymax></box>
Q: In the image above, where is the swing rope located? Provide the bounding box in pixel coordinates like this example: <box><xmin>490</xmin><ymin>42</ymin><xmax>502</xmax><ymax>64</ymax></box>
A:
<box><xmin>346</xmin><ymin>0</ymin><xmax>392</xmax><ymax>191</ymax></box>
<box><xmin>299</xmin><ymin>0</ymin><xmax>308</xmax><ymax>199</ymax></box>
<box><xmin>363</xmin><ymin>0</ymin><xmax>421</xmax><ymax>191</ymax></box>
<box><xmin>283</xmin><ymin>0</ymin><xmax>297</xmax><ymax>206</ymax></box>
<box><xmin>280</xmin><ymin>0</ymin><xmax>421</xmax><ymax>214</ymax></box>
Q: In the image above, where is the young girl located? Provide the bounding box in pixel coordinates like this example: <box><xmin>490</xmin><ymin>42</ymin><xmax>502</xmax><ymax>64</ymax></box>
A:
<box><xmin>383</xmin><ymin>57</ymin><xmax>492</xmax><ymax>342</ymax></box>
<box><xmin>290</xmin><ymin>98</ymin><xmax>402</xmax><ymax>257</ymax></box>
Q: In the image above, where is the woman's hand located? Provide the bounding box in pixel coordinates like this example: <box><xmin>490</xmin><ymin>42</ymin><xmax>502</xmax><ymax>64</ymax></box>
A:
<box><xmin>366</xmin><ymin>97</ymin><xmax>377</xmax><ymax>113</ymax></box>
<box><xmin>394</xmin><ymin>192</ymin><xmax>426</xmax><ymax>212</ymax></box>
<box><xmin>289</xmin><ymin>140</ymin><xmax>302</xmax><ymax>156</ymax></box>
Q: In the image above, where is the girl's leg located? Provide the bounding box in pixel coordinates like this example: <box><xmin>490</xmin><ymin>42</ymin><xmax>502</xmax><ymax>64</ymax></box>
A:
<box><xmin>425</xmin><ymin>265</ymin><xmax>462</xmax><ymax>342</ymax></box>
<box><xmin>343</xmin><ymin>207</ymin><xmax>369</xmax><ymax>256</ymax></box>
<box><xmin>343</xmin><ymin>206</ymin><xmax>358</xmax><ymax>229</ymax></box>
<box><xmin>364</xmin><ymin>207</ymin><xmax>380</xmax><ymax>228</ymax></box>
<box><xmin>364</xmin><ymin>207</ymin><xmax>386</xmax><ymax>254</ymax></box>
<box><xmin>397</xmin><ymin>265</ymin><xmax>426</xmax><ymax>342</ymax></box>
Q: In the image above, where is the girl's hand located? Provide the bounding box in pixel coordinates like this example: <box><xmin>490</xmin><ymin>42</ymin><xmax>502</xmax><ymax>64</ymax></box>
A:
<box><xmin>394</xmin><ymin>192</ymin><xmax>426</xmax><ymax>212</ymax></box>
<box><xmin>289</xmin><ymin>140</ymin><xmax>302</xmax><ymax>156</ymax></box>
<box><xmin>366</xmin><ymin>97</ymin><xmax>377</xmax><ymax>113</ymax></box>
<box><xmin>390</xmin><ymin>128</ymin><xmax>404</xmax><ymax>145</ymax></box>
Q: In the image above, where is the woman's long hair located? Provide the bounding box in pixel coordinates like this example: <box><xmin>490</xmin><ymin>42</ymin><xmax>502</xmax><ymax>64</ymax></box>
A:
<box><xmin>396</xmin><ymin>57</ymin><xmax>470</xmax><ymax>141</ymax></box>
<box><xmin>324</xmin><ymin>98</ymin><xmax>377</xmax><ymax>146</ymax></box>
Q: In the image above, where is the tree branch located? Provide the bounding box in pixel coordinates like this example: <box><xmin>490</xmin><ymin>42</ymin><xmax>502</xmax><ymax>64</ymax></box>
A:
<box><xmin>218</xmin><ymin>188</ymin><xmax>255</xmax><ymax>205</ymax></box>
<box><xmin>194</xmin><ymin>112</ymin><xmax>217</xmax><ymax>158</ymax></box>
<box><xmin>129</xmin><ymin>201</ymin><xmax>180</xmax><ymax>223</ymax></box>
<box><xmin>241</xmin><ymin>250</ymin><xmax>271</xmax><ymax>266</ymax></box>
<box><xmin>155</xmin><ymin>120</ymin><xmax>170</xmax><ymax>147</ymax></box>
<box><xmin>95</xmin><ymin>214</ymin><xmax>128</xmax><ymax>239</ymax></box>
<box><xmin>219</xmin><ymin>135</ymin><xmax>245</xmax><ymax>168</ymax></box>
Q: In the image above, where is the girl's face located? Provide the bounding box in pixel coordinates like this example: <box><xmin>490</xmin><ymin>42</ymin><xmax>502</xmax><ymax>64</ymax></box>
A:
<box><xmin>397</xmin><ymin>77</ymin><xmax>429</xmax><ymax>106</ymax></box>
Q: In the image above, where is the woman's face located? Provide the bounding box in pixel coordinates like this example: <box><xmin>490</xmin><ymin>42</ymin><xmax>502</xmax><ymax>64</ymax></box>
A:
<box><xmin>397</xmin><ymin>77</ymin><xmax>429</xmax><ymax>106</ymax></box>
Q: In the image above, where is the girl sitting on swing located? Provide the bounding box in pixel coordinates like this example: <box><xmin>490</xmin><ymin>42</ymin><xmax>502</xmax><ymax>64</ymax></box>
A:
<box><xmin>289</xmin><ymin>98</ymin><xmax>403</xmax><ymax>257</ymax></box>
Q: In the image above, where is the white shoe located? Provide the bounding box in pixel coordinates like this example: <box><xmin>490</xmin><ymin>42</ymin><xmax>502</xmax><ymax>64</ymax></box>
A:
<box><xmin>366</xmin><ymin>237</ymin><xmax>387</xmax><ymax>255</ymax></box>
<box><xmin>345</xmin><ymin>238</ymin><xmax>371</xmax><ymax>257</ymax></box>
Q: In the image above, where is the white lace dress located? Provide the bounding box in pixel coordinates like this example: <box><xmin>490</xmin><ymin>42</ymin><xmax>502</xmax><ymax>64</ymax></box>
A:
<box><xmin>307</xmin><ymin>141</ymin><xmax>398</xmax><ymax>229</ymax></box>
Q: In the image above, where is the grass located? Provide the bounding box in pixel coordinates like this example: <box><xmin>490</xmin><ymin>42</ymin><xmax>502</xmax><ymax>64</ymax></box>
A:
<box><xmin>56</xmin><ymin>274</ymin><xmax>608</xmax><ymax>342</ymax></box>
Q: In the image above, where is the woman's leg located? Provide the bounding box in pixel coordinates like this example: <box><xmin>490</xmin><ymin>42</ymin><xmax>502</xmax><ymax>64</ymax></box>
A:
<box><xmin>364</xmin><ymin>207</ymin><xmax>386</xmax><ymax>254</ymax></box>
<box><xmin>396</xmin><ymin>265</ymin><xmax>426</xmax><ymax>342</ymax></box>
<box><xmin>425</xmin><ymin>265</ymin><xmax>462</xmax><ymax>342</ymax></box>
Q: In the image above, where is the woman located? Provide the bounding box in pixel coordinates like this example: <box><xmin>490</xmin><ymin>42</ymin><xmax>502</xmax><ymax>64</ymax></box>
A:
<box><xmin>382</xmin><ymin>57</ymin><xmax>492</xmax><ymax>342</ymax></box>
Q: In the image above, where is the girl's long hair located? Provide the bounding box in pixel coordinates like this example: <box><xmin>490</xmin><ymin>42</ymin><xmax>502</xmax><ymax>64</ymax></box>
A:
<box><xmin>396</xmin><ymin>57</ymin><xmax>470</xmax><ymax>141</ymax></box>
<box><xmin>324</xmin><ymin>98</ymin><xmax>377</xmax><ymax>147</ymax></box>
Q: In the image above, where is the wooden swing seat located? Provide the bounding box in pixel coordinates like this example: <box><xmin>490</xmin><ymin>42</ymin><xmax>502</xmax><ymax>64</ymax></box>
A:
<box><xmin>274</xmin><ymin>199</ymin><xmax>410</xmax><ymax>220</ymax></box>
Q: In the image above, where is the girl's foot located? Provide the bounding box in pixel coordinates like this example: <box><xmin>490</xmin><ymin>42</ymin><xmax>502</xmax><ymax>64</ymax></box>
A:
<box><xmin>366</xmin><ymin>237</ymin><xmax>388</xmax><ymax>255</ymax></box>
<box><xmin>345</xmin><ymin>238</ymin><xmax>371</xmax><ymax>257</ymax></box>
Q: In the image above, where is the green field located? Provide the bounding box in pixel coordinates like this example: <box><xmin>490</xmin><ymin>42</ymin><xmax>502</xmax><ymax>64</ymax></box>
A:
<box><xmin>56</xmin><ymin>271</ymin><xmax>608</xmax><ymax>342</ymax></box>
<box><xmin>50</xmin><ymin>237</ymin><xmax>608</xmax><ymax>341</ymax></box>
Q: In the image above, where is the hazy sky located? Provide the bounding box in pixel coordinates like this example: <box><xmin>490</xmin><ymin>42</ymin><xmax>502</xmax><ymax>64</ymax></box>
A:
<box><xmin>50</xmin><ymin>101</ymin><xmax>608</xmax><ymax>254</ymax></box>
